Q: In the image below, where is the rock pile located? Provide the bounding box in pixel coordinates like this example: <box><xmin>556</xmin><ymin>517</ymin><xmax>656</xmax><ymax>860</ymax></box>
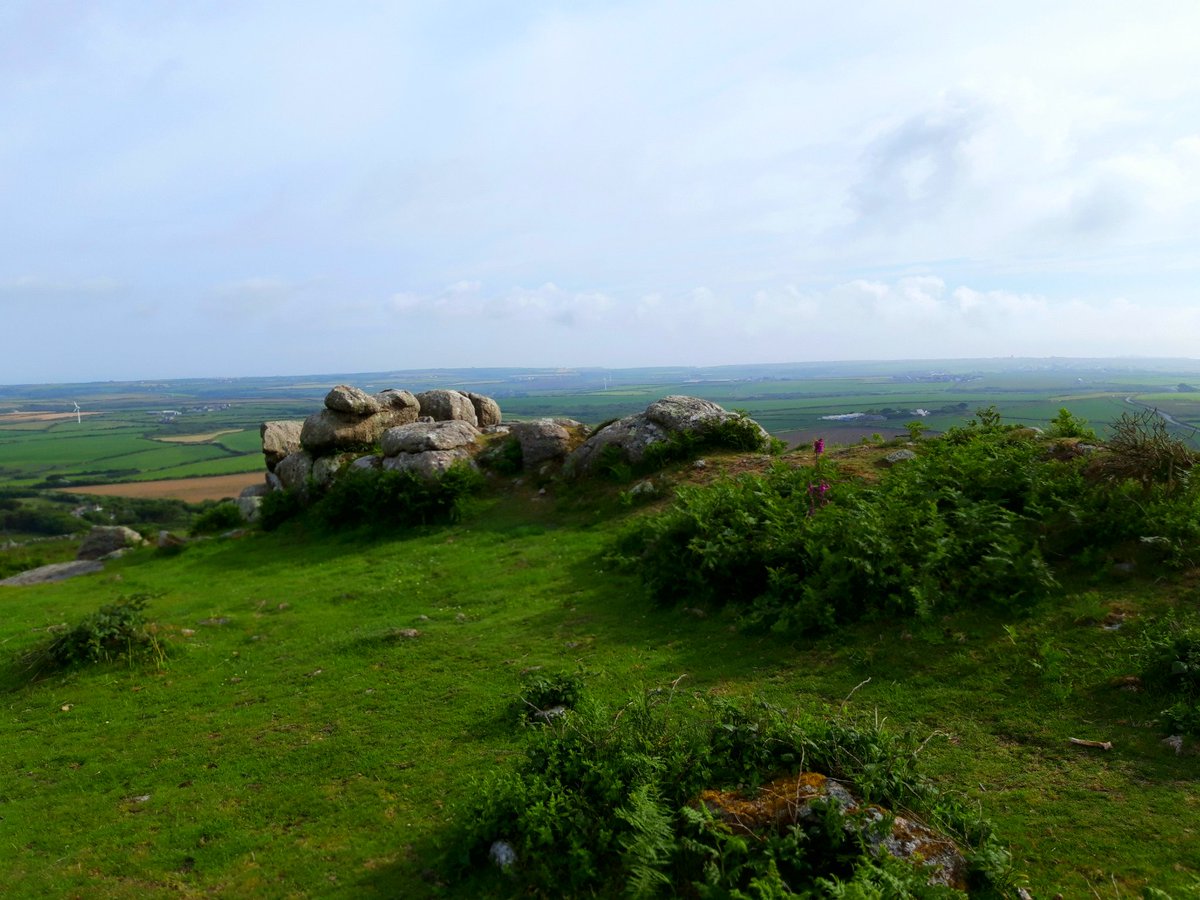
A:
<box><xmin>257</xmin><ymin>385</ymin><xmax>507</xmax><ymax>493</ymax></box>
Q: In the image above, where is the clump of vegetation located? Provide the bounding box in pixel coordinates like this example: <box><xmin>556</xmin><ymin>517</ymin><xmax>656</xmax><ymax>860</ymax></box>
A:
<box><xmin>1046</xmin><ymin>407</ymin><xmax>1096</xmax><ymax>440</ymax></box>
<box><xmin>1137</xmin><ymin>614</ymin><xmax>1200</xmax><ymax>735</ymax></box>
<box><xmin>445</xmin><ymin>690</ymin><xmax>1009</xmax><ymax>896</ymax></box>
<box><xmin>512</xmin><ymin>670</ymin><xmax>585</xmax><ymax>724</ymax></box>
<box><xmin>615</xmin><ymin>407</ymin><xmax>1200</xmax><ymax>632</ymax></box>
<box><xmin>1094</xmin><ymin>409</ymin><xmax>1195</xmax><ymax>494</ymax></box>
<box><xmin>16</xmin><ymin>594</ymin><xmax>168</xmax><ymax>678</ymax></box>
<box><xmin>190</xmin><ymin>502</ymin><xmax>245</xmax><ymax>535</ymax></box>
<box><xmin>477</xmin><ymin>435</ymin><xmax>525</xmax><ymax>476</ymax></box>
<box><xmin>261</xmin><ymin>464</ymin><xmax>484</xmax><ymax>532</ymax></box>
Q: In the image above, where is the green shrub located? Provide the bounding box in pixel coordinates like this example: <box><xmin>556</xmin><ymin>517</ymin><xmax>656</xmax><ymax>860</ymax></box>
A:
<box><xmin>513</xmin><ymin>670</ymin><xmax>585</xmax><ymax>724</ymax></box>
<box><xmin>1137</xmin><ymin>615</ymin><xmax>1200</xmax><ymax>734</ymax></box>
<box><xmin>190</xmin><ymin>502</ymin><xmax>244</xmax><ymax>535</ymax></box>
<box><xmin>1097</xmin><ymin>409</ymin><xmax>1195</xmax><ymax>494</ymax></box>
<box><xmin>259</xmin><ymin>487</ymin><xmax>307</xmax><ymax>531</ymax></box>
<box><xmin>477</xmin><ymin>436</ymin><xmax>524</xmax><ymax>476</ymax></box>
<box><xmin>313</xmin><ymin>464</ymin><xmax>483</xmax><ymax>530</ymax></box>
<box><xmin>17</xmin><ymin>594</ymin><xmax>168</xmax><ymax>677</ymax></box>
<box><xmin>1047</xmin><ymin>407</ymin><xmax>1096</xmax><ymax>440</ymax></box>
<box><xmin>444</xmin><ymin>691</ymin><xmax>1008</xmax><ymax>896</ymax></box>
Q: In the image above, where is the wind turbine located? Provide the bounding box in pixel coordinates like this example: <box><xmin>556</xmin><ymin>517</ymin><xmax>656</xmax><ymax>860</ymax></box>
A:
<box><xmin>73</xmin><ymin>401</ymin><xmax>81</xmax><ymax>425</ymax></box>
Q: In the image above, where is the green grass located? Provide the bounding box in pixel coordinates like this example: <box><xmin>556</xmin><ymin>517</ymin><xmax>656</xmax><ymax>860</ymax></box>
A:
<box><xmin>1</xmin><ymin>481</ymin><xmax>1198</xmax><ymax>897</ymax></box>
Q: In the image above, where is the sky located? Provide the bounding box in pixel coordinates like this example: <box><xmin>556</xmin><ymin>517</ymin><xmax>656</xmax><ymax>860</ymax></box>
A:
<box><xmin>2</xmin><ymin>1</ymin><xmax>1199</xmax><ymax>383</ymax></box>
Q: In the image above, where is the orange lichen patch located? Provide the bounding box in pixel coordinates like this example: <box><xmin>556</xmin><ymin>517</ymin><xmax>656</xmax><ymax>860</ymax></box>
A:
<box><xmin>697</xmin><ymin>773</ymin><xmax>968</xmax><ymax>890</ymax></box>
<box><xmin>697</xmin><ymin>772</ymin><xmax>853</xmax><ymax>837</ymax></box>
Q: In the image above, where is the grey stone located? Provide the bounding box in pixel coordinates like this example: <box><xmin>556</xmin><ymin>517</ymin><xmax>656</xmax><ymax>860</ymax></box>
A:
<box><xmin>324</xmin><ymin>384</ymin><xmax>381</xmax><ymax>415</ymax></box>
<box><xmin>466</xmin><ymin>392</ymin><xmax>503</xmax><ymax>427</ymax></box>
<box><xmin>266</xmin><ymin>471</ymin><xmax>283</xmax><ymax>492</ymax></box>
<box><xmin>415</xmin><ymin>389</ymin><xmax>478</xmax><ymax>426</ymax></box>
<box><xmin>349</xmin><ymin>454</ymin><xmax>383</xmax><ymax>471</ymax></box>
<box><xmin>881</xmin><ymin>449</ymin><xmax>918</xmax><ymax>466</ymax></box>
<box><xmin>235</xmin><ymin>495</ymin><xmax>262</xmax><ymax>523</ymax></box>
<box><xmin>645</xmin><ymin>395</ymin><xmax>734</xmax><ymax>432</ymax></box>
<box><xmin>383</xmin><ymin>448</ymin><xmax>472</xmax><ymax>479</ymax></box>
<box><xmin>374</xmin><ymin>389</ymin><xmax>420</xmax><ymax>415</ymax></box>
<box><xmin>311</xmin><ymin>454</ymin><xmax>346</xmax><ymax>489</ymax></box>
<box><xmin>508</xmin><ymin>419</ymin><xmax>574</xmax><ymax>467</ymax></box>
<box><xmin>381</xmin><ymin>420</ymin><xmax>481</xmax><ymax>456</ymax></box>
<box><xmin>299</xmin><ymin>407</ymin><xmax>419</xmax><ymax>455</ymax></box>
<box><xmin>240</xmin><ymin>481</ymin><xmax>269</xmax><ymax>498</ymax></box>
<box><xmin>0</xmin><ymin>560</ymin><xmax>104</xmax><ymax>586</ymax></box>
<box><xmin>275</xmin><ymin>450</ymin><xmax>314</xmax><ymax>492</ymax></box>
<box><xmin>565</xmin><ymin>414</ymin><xmax>667</xmax><ymax>474</ymax></box>
<box><xmin>260</xmin><ymin>420</ymin><xmax>304</xmax><ymax>471</ymax></box>
<box><xmin>77</xmin><ymin>525</ymin><xmax>145</xmax><ymax>560</ymax></box>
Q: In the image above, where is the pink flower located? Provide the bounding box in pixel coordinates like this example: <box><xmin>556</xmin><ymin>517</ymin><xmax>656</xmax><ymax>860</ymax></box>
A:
<box><xmin>813</xmin><ymin>438</ymin><xmax>825</xmax><ymax>456</ymax></box>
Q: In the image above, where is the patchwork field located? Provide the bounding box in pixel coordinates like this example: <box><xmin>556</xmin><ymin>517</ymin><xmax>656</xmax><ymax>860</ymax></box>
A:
<box><xmin>59</xmin><ymin>472</ymin><xmax>266</xmax><ymax>503</ymax></box>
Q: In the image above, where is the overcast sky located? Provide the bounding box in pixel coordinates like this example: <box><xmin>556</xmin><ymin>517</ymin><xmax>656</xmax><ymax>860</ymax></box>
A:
<box><xmin>3</xmin><ymin>1</ymin><xmax>1199</xmax><ymax>383</ymax></box>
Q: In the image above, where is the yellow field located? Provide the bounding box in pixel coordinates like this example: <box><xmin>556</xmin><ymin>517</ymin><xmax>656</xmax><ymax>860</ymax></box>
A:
<box><xmin>61</xmin><ymin>472</ymin><xmax>265</xmax><ymax>503</ymax></box>
<box><xmin>153</xmin><ymin>429</ymin><xmax>244</xmax><ymax>444</ymax></box>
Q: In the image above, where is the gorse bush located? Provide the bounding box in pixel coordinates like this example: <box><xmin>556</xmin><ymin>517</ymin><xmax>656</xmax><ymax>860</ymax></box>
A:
<box><xmin>444</xmin><ymin>690</ymin><xmax>1009</xmax><ymax>896</ymax></box>
<box><xmin>615</xmin><ymin>412</ymin><xmax>1200</xmax><ymax>632</ymax></box>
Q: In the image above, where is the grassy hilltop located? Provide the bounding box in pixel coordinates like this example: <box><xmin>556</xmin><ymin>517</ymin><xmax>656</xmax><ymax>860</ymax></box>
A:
<box><xmin>2</xmin><ymin>364</ymin><xmax>1200</xmax><ymax>896</ymax></box>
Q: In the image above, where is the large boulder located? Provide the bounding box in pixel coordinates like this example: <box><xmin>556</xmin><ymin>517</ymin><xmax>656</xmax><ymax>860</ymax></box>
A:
<box><xmin>375</xmin><ymin>389</ymin><xmax>421</xmax><ymax>416</ymax></box>
<box><xmin>1</xmin><ymin>560</ymin><xmax>105</xmax><ymax>586</ymax></box>
<box><xmin>509</xmin><ymin>419</ymin><xmax>585</xmax><ymax>467</ymax></box>
<box><xmin>77</xmin><ymin>526</ymin><xmax>146</xmax><ymax>560</ymax></box>
<box><xmin>324</xmin><ymin>384</ymin><xmax>381</xmax><ymax>415</ymax></box>
<box><xmin>300</xmin><ymin>406</ymin><xmax>419</xmax><ymax>455</ymax></box>
<box><xmin>312</xmin><ymin>454</ymin><xmax>349</xmax><ymax>489</ymax></box>
<box><xmin>416</xmin><ymin>390</ymin><xmax>478</xmax><ymax>427</ymax></box>
<box><xmin>566</xmin><ymin>396</ymin><xmax>766</xmax><ymax>476</ymax></box>
<box><xmin>382</xmin><ymin>420</ymin><xmax>481</xmax><ymax>456</ymax></box>
<box><xmin>261</xmin><ymin>420</ymin><xmax>304</xmax><ymax>471</ymax></box>
<box><xmin>275</xmin><ymin>450</ymin><xmax>314</xmax><ymax>492</ymax></box>
<box><xmin>565</xmin><ymin>414</ymin><xmax>668</xmax><ymax>474</ymax></box>
<box><xmin>466</xmin><ymin>392</ymin><xmax>503</xmax><ymax>428</ymax></box>
<box><xmin>383</xmin><ymin>448</ymin><xmax>473</xmax><ymax>479</ymax></box>
<box><xmin>645</xmin><ymin>395</ymin><xmax>733</xmax><ymax>432</ymax></box>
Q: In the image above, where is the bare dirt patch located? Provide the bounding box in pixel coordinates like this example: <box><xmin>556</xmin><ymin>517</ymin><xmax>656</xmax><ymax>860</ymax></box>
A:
<box><xmin>61</xmin><ymin>472</ymin><xmax>265</xmax><ymax>503</ymax></box>
<box><xmin>153</xmin><ymin>429</ymin><xmax>243</xmax><ymax>444</ymax></box>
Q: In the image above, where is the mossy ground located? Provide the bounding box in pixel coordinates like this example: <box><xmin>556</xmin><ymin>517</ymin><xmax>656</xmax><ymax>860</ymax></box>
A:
<box><xmin>1</xmin><ymin>461</ymin><xmax>1198</xmax><ymax>897</ymax></box>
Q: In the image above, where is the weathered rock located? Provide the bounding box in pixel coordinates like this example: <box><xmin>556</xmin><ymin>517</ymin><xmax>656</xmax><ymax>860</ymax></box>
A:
<box><xmin>77</xmin><ymin>525</ymin><xmax>146</xmax><ymax>560</ymax></box>
<box><xmin>157</xmin><ymin>530</ymin><xmax>187</xmax><ymax>549</ymax></box>
<box><xmin>645</xmin><ymin>395</ymin><xmax>734</xmax><ymax>432</ymax></box>
<box><xmin>383</xmin><ymin>448</ymin><xmax>473</xmax><ymax>479</ymax></box>
<box><xmin>566</xmin><ymin>397</ymin><xmax>766</xmax><ymax>476</ymax></box>
<box><xmin>240</xmin><ymin>481</ymin><xmax>269</xmax><ymax>499</ymax></box>
<box><xmin>880</xmin><ymin>449</ymin><xmax>917</xmax><ymax>467</ymax></box>
<box><xmin>509</xmin><ymin>419</ymin><xmax>582</xmax><ymax>467</ymax></box>
<box><xmin>564</xmin><ymin>414</ymin><xmax>667</xmax><ymax>474</ymax></box>
<box><xmin>324</xmin><ymin>384</ymin><xmax>381</xmax><ymax>415</ymax></box>
<box><xmin>299</xmin><ymin>407</ymin><xmax>419</xmax><ymax>455</ymax></box>
<box><xmin>415</xmin><ymin>390</ymin><xmax>478</xmax><ymax>427</ymax></box>
<box><xmin>466</xmin><ymin>392</ymin><xmax>503</xmax><ymax>427</ymax></box>
<box><xmin>0</xmin><ymin>560</ymin><xmax>105</xmax><ymax>586</ymax></box>
<box><xmin>311</xmin><ymin>454</ymin><xmax>347</xmax><ymax>489</ymax></box>
<box><xmin>349</xmin><ymin>454</ymin><xmax>383</xmax><ymax>471</ymax></box>
<box><xmin>260</xmin><ymin>420</ymin><xmax>304</xmax><ymax>471</ymax></box>
<box><xmin>266</xmin><ymin>471</ymin><xmax>283</xmax><ymax>492</ymax></box>
<box><xmin>374</xmin><ymin>389</ymin><xmax>420</xmax><ymax>416</ymax></box>
<box><xmin>698</xmin><ymin>772</ymin><xmax>967</xmax><ymax>890</ymax></box>
<box><xmin>235</xmin><ymin>496</ymin><xmax>262</xmax><ymax>523</ymax></box>
<box><xmin>381</xmin><ymin>420</ymin><xmax>481</xmax><ymax>456</ymax></box>
<box><xmin>275</xmin><ymin>450</ymin><xmax>314</xmax><ymax>492</ymax></box>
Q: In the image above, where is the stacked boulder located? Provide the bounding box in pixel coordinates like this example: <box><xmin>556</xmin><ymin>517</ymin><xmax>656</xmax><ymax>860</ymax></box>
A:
<box><xmin>260</xmin><ymin>385</ymin><xmax>503</xmax><ymax>492</ymax></box>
